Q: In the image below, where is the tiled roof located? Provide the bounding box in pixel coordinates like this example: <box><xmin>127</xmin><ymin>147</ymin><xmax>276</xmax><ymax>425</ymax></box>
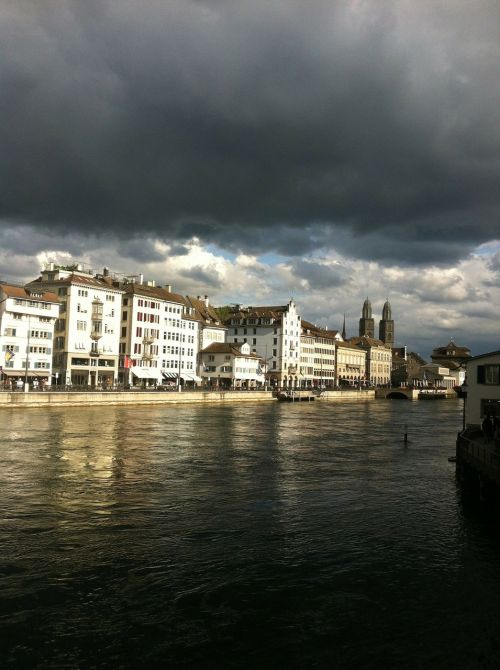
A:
<box><xmin>186</xmin><ymin>296</ymin><xmax>226</xmax><ymax>328</ymax></box>
<box><xmin>301</xmin><ymin>319</ymin><xmax>339</xmax><ymax>340</ymax></box>
<box><xmin>347</xmin><ymin>335</ymin><xmax>389</xmax><ymax>348</ymax></box>
<box><xmin>0</xmin><ymin>282</ymin><xmax>59</xmax><ymax>304</ymax></box>
<box><xmin>201</xmin><ymin>343</ymin><xmax>260</xmax><ymax>358</ymax></box>
<box><xmin>123</xmin><ymin>283</ymin><xmax>185</xmax><ymax>304</ymax></box>
<box><xmin>28</xmin><ymin>274</ymin><xmax>124</xmax><ymax>292</ymax></box>
<box><xmin>224</xmin><ymin>305</ymin><xmax>291</xmax><ymax>323</ymax></box>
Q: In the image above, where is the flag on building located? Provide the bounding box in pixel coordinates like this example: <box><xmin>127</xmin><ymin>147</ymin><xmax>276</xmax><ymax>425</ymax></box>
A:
<box><xmin>124</xmin><ymin>355</ymin><xmax>132</xmax><ymax>369</ymax></box>
<box><xmin>5</xmin><ymin>350</ymin><xmax>13</xmax><ymax>363</ymax></box>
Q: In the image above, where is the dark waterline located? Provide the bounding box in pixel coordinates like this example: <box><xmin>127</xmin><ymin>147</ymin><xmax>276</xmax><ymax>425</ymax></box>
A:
<box><xmin>1</xmin><ymin>399</ymin><xmax>500</xmax><ymax>669</ymax></box>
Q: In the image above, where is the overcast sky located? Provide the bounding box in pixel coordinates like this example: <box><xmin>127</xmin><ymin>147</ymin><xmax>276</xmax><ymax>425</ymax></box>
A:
<box><xmin>1</xmin><ymin>0</ymin><xmax>499</xmax><ymax>358</ymax></box>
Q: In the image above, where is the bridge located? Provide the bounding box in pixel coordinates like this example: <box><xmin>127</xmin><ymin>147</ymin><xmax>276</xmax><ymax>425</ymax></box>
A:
<box><xmin>375</xmin><ymin>387</ymin><xmax>420</xmax><ymax>400</ymax></box>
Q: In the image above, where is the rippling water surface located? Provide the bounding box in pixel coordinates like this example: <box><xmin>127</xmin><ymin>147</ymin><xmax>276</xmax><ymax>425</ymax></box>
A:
<box><xmin>1</xmin><ymin>398</ymin><xmax>500</xmax><ymax>669</ymax></box>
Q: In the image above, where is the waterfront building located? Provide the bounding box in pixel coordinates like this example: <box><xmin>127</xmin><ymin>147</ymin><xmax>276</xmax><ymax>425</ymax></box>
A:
<box><xmin>378</xmin><ymin>299</ymin><xmax>394</xmax><ymax>347</ymax></box>
<box><xmin>347</xmin><ymin>335</ymin><xmax>392</xmax><ymax>386</ymax></box>
<box><xmin>463</xmin><ymin>351</ymin><xmax>500</xmax><ymax>426</ymax></box>
<box><xmin>391</xmin><ymin>348</ymin><xmax>427</xmax><ymax>386</ymax></box>
<box><xmin>118</xmin><ymin>280</ymin><xmax>200</xmax><ymax>387</ymax></box>
<box><xmin>0</xmin><ymin>282</ymin><xmax>59</xmax><ymax>387</ymax></box>
<box><xmin>27</xmin><ymin>264</ymin><xmax>123</xmax><ymax>386</ymax></box>
<box><xmin>335</xmin><ymin>341</ymin><xmax>367</xmax><ymax>385</ymax></box>
<box><xmin>413</xmin><ymin>363</ymin><xmax>456</xmax><ymax>390</ymax></box>
<box><xmin>199</xmin><ymin>342</ymin><xmax>265</xmax><ymax>389</ymax></box>
<box><xmin>223</xmin><ymin>300</ymin><xmax>301</xmax><ymax>388</ymax></box>
<box><xmin>185</xmin><ymin>295</ymin><xmax>226</xmax><ymax>353</ymax></box>
<box><xmin>359</xmin><ymin>298</ymin><xmax>375</xmax><ymax>338</ymax></box>
<box><xmin>430</xmin><ymin>340</ymin><xmax>470</xmax><ymax>387</ymax></box>
<box><xmin>301</xmin><ymin>320</ymin><xmax>342</xmax><ymax>388</ymax></box>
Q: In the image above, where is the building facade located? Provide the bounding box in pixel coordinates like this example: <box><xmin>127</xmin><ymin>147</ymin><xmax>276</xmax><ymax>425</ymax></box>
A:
<box><xmin>27</xmin><ymin>264</ymin><xmax>124</xmax><ymax>386</ymax></box>
<box><xmin>200</xmin><ymin>342</ymin><xmax>265</xmax><ymax>389</ymax></box>
<box><xmin>0</xmin><ymin>282</ymin><xmax>59</xmax><ymax>388</ymax></box>
<box><xmin>348</xmin><ymin>335</ymin><xmax>392</xmax><ymax>386</ymax></box>
<box><xmin>464</xmin><ymin>351</ymin><xmax>500</xmax><ymax>427</ymax></box>
<box><xmin>224</xmin><ymin>300</ymin><xmax>301</xmax><ymax>387</ymax></box>
<box><xmin>335</xmin><ymin>341</ymin><xmax>367</xmax><ymax>385</ymax></box>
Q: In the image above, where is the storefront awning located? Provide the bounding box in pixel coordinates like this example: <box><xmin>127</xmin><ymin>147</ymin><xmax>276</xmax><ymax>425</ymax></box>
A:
<box><xmin>1</xmin><ymin>370</ymin><xmax>48</xmax><ymax>378</ymax></box>
<box><xmin>162</xmin><ymin>372</ymin><xmax>178</xmax><ymax>380</ymax></box>
<box><xmin>132</xmin><ymin>368</ymin><xmax>161</xmax><ymax>380</ymax></box>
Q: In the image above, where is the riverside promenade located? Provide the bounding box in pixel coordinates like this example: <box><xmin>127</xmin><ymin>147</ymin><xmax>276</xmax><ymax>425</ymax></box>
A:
<box><xmin>0</xmin><ymin>387</ymin><xmax>375</xmax><ymax>408</ymax></box>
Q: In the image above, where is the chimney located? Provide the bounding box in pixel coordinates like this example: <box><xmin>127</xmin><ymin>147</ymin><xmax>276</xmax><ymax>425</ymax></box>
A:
<box><xmin>204</xmin><ymin>295</ymin><xmax>209</xmax><ymax>308</ymax></box>
<box><xmin>139</xmin><ymin>273</ymin><xmax>144</xmax><ymax>285</ymax></box>
<box><xmin>165</xmin><ymin>284</ymin><xmax>172</xmax><ymax>292</ymax></box>
<box><xmin>103</xmin><ymin>267</ymin><xmax>109</xmax><ymax>277</ymax></box>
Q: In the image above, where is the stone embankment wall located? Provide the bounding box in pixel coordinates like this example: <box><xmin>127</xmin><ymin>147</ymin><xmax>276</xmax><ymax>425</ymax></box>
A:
<box><xmin>0</xmin><ymin>390</ymin><xmax>276</xmax><ymax>408</ymax></box>
<box><xmin>0</xmin><ymin>389</ymin><xmax>377</xmax><ymax>408</ymax></box>
<box><xmin>321</xmin><ymin>390</ymin><xmax>375</xmax><ymax>400</ymax></box>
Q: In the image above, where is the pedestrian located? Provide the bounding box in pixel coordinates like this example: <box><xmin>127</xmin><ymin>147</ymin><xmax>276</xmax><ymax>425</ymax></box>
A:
<box><xmin>482</xmin><ymin>414</ymin><xmax>493</xmax><ymax>442</ymax></box>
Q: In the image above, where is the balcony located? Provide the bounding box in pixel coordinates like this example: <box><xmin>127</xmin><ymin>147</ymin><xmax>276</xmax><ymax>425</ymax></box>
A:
<box><xmin>89</xmin><ymin>348</ymin><xmax>102</xmax><ymax>357</ymax></box>
<box><xmin>90</xmin><ymin>331</ymin><xmax>103</xmax><ymax>340</ymax></box>
<box><xmin>142</xmin><ymin>352</ymin><xmax>154</xmax><ymax>361</ymax></box>
<box><xmin>142</xmin><ymin>335</ymin><xmax>155</xmax><ymax>345</ymax></box>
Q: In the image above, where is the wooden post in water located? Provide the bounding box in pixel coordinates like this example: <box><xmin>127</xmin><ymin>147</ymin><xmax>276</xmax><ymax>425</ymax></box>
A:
<box><xmin>404</xmin><ymin>424</ymin><xmax>408</xmax><ymax>445</ymax></box>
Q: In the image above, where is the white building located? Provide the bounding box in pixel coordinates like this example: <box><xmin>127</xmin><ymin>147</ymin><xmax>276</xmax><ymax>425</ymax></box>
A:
<box><xmin>0</xmin><ymin>282</ymin><xmax>59</xmax><ymax>388</ymax></box>
<box><xmin>224</xmin><ymin>300</ymin><xmax>301</xmax><ymax>387</ymax></box>
<box><xmin>200</xmin><ymin>342</ymin><xmax>265</xmax><ymax>389</ymax></box>
<box><xmin>27</xmin><ymin>263</ymin><xmax>123</xmax><ymax>386</ymax></box>
<box><xmin>119</xmin><ymin>281</ymin><xmax>201</xmax><ymax>387</ymax></box>
<box><xmin>464</xmin><ymin>351</ymin><xmax>500</xmax><ymax>427</ymax></box>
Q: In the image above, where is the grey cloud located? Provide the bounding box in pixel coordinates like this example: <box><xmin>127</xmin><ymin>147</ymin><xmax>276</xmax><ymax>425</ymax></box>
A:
<box><xmin>116</xmin><ymin>238</ymin><xmax>166</xmax><ymax>263</ymax></box>
<box><xmin>179</xmin><ymin>265</ymin><xmax>222</xmax><ymax>289</ymax></box>
<box><xmin>292</xmin><ymin>259</ymin><xmax>347</xmax><ymax>290</ymax></box>
<box><xmin>2</xmin><ymin>1</ymin><xmax>500</xmax><ymax>263</ymax></box>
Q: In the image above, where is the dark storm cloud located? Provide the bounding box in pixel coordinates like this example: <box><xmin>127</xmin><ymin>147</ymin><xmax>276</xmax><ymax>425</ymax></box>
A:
<box><xmin>2</xmin><ymin>0</ymin><xmax>500</xmax><ymax>263</ymax></box>
<box><xmin>179</xmin><ymin>265</ymin><xmax>222</xmax><ymax>289</ymax></box>
<box><xmin>116</xmin><ymin>238</ymin><xmax>166</xmax><ymax>263</ymax></box>
<box><xmin>293</xmin><ymin>259</ymin><xmax>346</xmax><ymax>290</ymax></box>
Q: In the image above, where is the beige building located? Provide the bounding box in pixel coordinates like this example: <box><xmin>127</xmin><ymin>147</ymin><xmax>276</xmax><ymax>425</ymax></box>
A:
<box><xmin>301</xmin><ymin>320</ymin><xmax>342</xmax><ymax>388</ymax></box>
<box><xmin>335</xmin><ymin>341</ymin><xmax>367</xmax><ymax>385</ymax></box>
<box><xmin>347</xmin><ymin>335</ymin><xmax>392</xmax><ymax>386</ymax></box>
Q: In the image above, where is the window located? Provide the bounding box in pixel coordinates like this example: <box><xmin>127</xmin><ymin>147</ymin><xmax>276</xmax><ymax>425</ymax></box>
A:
<box><xmin>477</xmin><ymin>365</ymin><xmax>500</xmax><ymax>385</ymax></box>
<box><xmin>121</xmin><ymin>326</ymin><xmax>127</xmax><ymax>337</ymax></box>
<box><xmin>208</xmin><ymin>355</ymin><xmax>215</xmax><ymax>361</ymax></box>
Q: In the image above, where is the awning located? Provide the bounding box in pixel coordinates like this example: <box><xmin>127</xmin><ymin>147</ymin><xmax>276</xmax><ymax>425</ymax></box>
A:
<box><xmin>132</xmin><ymin>368</ymin><xmax>150</xmax><ymax>379</ymax></box>
<box><xmin>1</xmin><ymin>370</ymin><xmax>48</xmax><ymax>378</ymax></box>
<box><xmin>179</xmin><ymin>374</ymin><xmax>201</xmax><ymax>382</ymax></box>
<box><xmin>162</xmin><ymin>372</ymin><xmax>178</xmax><ymax>380</ymax></box>
<box><xmin>132</xmin><ymin>368</ymin><xmax>161</xmax><ymax>380</ymax></box>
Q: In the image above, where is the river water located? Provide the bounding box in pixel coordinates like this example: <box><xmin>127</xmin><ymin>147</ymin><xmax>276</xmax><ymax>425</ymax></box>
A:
<box><xmin>1</xmin><ymin>398</ymin><xmax>499</xmax><ymax>669</ymax></box>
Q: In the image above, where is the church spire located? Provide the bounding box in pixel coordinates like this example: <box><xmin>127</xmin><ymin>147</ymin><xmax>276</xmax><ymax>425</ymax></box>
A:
<box><xmin>342</xmin><ymin>313</ymin><xmax>346</xmax><ymax>340</ymax></box>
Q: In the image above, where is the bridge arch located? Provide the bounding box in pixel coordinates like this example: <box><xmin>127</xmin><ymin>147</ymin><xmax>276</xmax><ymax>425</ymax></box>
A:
<box><xmin>386</xmin><ymin>391</ymin><xmax>410</xmax><ymax>399</ymax></box>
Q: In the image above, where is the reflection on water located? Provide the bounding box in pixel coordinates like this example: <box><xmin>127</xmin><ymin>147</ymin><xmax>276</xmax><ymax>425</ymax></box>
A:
<box><xmin>1</xmin><ymin>399</ymin><xmax>500</xmax><ymax>669</ymax></box>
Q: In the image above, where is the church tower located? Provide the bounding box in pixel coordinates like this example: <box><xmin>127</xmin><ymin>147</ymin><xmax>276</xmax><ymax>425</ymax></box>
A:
<box><xmin>359</xmin><ymin>298</ymin><xmax>374</xmax><ymax>338</ymax></box>
<box><xmin>379</xmin><ymin>299</ymin><xmax>394</xmax><ymax>347</ymax></box>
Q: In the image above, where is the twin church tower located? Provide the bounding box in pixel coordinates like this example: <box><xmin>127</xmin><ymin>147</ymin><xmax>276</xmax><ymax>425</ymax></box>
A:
<box><xmin>358</xmin><ymin>298</ymin><xmax>394</xmax><ymax>347</ymax></box>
